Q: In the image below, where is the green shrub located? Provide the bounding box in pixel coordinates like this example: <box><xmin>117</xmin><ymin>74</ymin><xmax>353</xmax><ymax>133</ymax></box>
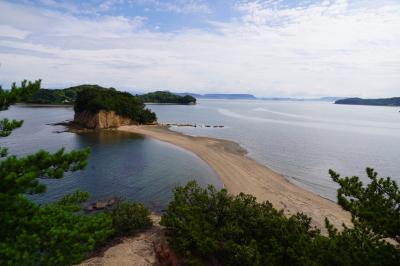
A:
<box><xmin>109</xmin><ymin>201</ymin><xmax>153</xmax><ymax>236</ymax></box>
<box><xmin>330</xmin><ymin>168</ymin><xmax>400</xmax><ymax>242</ymax></box>
<box><xmin>0</xmin><ymin>191</ymin><xmax>114</xmax><ymax>266</ymax></box>
<box><xmin>0</xmin><ymin>80</ymin><xmax>41</xmax><ymax>110</ymax></box>
<box><xmin>161</xmin><ymin>181</ymin><xmax>400</xmax><ymax>266</ymax></box>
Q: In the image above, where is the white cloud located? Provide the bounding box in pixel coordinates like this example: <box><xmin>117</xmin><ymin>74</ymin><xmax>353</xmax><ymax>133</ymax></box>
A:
<box><xmin>0</xmin><ymin>0</ymin><xmax>399</xmax><ymax>97</ymax></box>
<box><xmin>0</xmin><ymin>25</ymin><xmax>30</xmax><ymax>39</ymax></box>
<box><xmin>128</xmin><ymin>0</ymin><xmax>212</xmax><ymax>14</ymax></box>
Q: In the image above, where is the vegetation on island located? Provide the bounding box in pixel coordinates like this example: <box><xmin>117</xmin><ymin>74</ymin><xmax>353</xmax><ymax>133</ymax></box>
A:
<box><xmin>27</xmin><ymin>84</ymin><xmax>115</xmax><ymax>105</ymax></box>
<box><xmin>0</xmin><ymin>80</ymin><xmax>153</xmax><ymax>265</ymax></box>
<box><xmin>139</xmin><ymin>91</ymin><xmax>197</xmax><ymax>104</ymax></box>
<box><xmin>26</xmin><ymin>85</ymin><xmax>197</xmax><ymax>105</ymax></box>
<box><xmin>75</xmin><ymin>87</ymin><xmax>157</xmax><ymax>124</ymax></box>
<box><xmin>161</xmin><ymin>169</ymin><xmax>400</xmax><ymax>265</ymax></box>
<box><xmin>335</xmin><ymin>97</ymin><xmax>400</xmax><ymax>106</ymax></box>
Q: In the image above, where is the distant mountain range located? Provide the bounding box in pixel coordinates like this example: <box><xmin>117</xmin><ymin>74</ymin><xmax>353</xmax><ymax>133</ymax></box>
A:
<box><xmin>335</xmin><ymin>97</ymin><xmax>400</xmax><ymax>106</ymax></box>
<box><xmin>174</xmin><ymin>93</ymin><xmax>346</xmax><ymax>101</ymax></box>
<box><xmin>260</xmin><ymin>96</ymin><xmax>345</xmax><ymax>102</ymax></box>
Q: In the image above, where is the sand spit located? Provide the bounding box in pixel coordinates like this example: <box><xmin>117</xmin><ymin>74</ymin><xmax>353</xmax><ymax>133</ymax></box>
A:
<box><xmin>119</xmin><ymin>125</ymin><xmax>351</xmax><ymax>230</ymax></box>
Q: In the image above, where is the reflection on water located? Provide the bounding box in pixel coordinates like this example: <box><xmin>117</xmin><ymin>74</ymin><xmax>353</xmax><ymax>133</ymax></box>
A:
<box><xmin>1</xmin><ymin>106</ymin><xmax>221</xmax><ymax>211</ymax></box>
<box><xmin>75</xmin><ymin>130</ymin><xmax>145</xmax><ymax>145</ymax></box>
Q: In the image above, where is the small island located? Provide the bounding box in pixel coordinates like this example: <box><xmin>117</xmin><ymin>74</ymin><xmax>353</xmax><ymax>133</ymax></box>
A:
<box><xmin>335</xmin><ymin>97</ymin><xmax>400</xmax><ymax>106</ymax></box>
<box><xmin>139</xmin><ymin>91</ymin><xmax>196</xmax><ymax>104</ymax></box>
<box><xmin>74</xmin><ymin>87</ymin><xmax>156</xmax><ymax>129</ymax></box>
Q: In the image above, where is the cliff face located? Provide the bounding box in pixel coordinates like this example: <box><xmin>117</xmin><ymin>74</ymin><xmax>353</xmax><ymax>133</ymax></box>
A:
<box><xmin>74</xmin><ymin>110</ymin><xmax>135</xmax><ymax>129</ymax></box>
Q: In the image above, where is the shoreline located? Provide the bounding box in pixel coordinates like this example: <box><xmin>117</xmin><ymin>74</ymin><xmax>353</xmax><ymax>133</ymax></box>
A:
<box><xmin>15</xmin><ymin>103</ymin><xmax>73</xmax><ymax>107</ymax></box>
<box><xmin>118</xmin><ymin>125</ymin><xmax>351</xmax><ymax>230</ymax></box>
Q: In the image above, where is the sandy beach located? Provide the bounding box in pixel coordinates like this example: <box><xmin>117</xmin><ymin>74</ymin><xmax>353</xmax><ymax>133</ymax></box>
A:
<box><xmin>119</xmin><ymin>125</ymin><xmax>351</xmax><ymax>230</ymax></box>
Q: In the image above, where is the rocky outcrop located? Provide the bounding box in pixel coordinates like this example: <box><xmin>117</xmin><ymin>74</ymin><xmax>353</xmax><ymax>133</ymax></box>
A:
<box><xmin>74</xmin><ymin>110</ymin><xmax>135</xmax><ymax>129</ymax></box>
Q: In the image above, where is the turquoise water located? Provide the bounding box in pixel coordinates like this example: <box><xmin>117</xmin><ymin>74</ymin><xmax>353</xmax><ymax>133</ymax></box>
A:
<box><xmin>149</xmin><ymin>100</ymin><xmax>400</xmax><ymax>200</ymax></box>
<box><xmin>0</xmin><ymin>105</ymin><xmax>221</xmax><ymax>210</ymax></box>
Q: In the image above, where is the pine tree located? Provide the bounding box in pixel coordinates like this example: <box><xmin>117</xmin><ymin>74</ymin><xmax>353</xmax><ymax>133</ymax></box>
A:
<box><xmin>0</xmin><ymin>80</ymin><xmax>113</xmax><ymax>265</ymax></box>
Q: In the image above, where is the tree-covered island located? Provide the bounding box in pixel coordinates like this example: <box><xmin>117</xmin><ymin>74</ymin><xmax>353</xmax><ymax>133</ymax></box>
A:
<box><xmin>139</xmin><ymin>91</ymin><xmax>196</xmax><ymax>104</ymax></box>
<box><xmin>335</xmin><ymin>97</ymin><xmax>400</xmax><ymax>106</ymax></box>
<box><xmin>74</xmin><ymin>87</ymin><xmax>157</xmax><ymax>128</ymax></box>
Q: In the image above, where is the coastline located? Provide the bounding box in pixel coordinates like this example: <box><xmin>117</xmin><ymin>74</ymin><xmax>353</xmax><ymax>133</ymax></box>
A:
<box><xmin>15</xmin><ymin>103</ymin><xmax>73</xmax><ymax>107</ymax></box>
<box><xmin>118</xmin><ymin>125</ymin><xmax>351</xmax><ymax>231</ymax></box>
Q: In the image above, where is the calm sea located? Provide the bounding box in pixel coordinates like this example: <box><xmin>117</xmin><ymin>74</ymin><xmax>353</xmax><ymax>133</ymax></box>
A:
<box><xmin>0</xmin><ymin>105</ymin><xmax>221</xmax><ymax>210</ymax></box>
<box><xmin>150</xmin><ymin>100</ymin><xmax>400</xmax><ymax>200</ymax></box>
<box><xmin>2</xmin><ymin>101</ymin><xmax>399</xmax><ymax>204</ymax></box>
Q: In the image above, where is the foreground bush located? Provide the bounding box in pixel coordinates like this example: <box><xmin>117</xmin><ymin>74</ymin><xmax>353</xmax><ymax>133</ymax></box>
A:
<box><xmin>109</xmin><ymin>201</ymin><xmax>153</xmax><ymax>236</ymax></box>
<box><xmin>0</xmin><ymin>191</ymin><xmax>114</xmax><ymax>265</ymax></box>
<box><xmin>161</xmin><ymin>180</ymin><xmax>400</xmax><ymax>266</ymax></box>
<box><xmin>330</xmin><ymin>167</ymin><xmax>400</xmax><ymax>242</ymax></box>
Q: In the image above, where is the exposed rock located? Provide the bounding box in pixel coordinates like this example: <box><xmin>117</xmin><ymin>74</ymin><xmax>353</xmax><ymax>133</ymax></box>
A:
<box><xmin>84</xmin><ymin>197</ymin><xmax>118</xmax><ymax>212</ymax></box>
<box><xmin>74</xmin><ymin>110</ymin><xmax>135</xmax><ymax>129</ymax></box>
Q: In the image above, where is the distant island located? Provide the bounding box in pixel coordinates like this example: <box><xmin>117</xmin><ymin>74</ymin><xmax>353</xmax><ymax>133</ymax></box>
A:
<box><xmin>173</xmin><ymin>93</ymin><xmax>346</xmax><ymax>101</ymax></box>
<box><xmin>74</xmin><ymin>87</ymin><xmax>156</xmax><ymax>129</ymax></box>
<box><xmin>174</xmin><ymin>93</ymin><xmax>257</xmax><ymax>100</ymax></box>
<box><xmin>260</xmin><ymin>96</ymin><xmax>345</xmax><ymax>102</ymax></box>
<box><xmin>335</xmin><ymin>97</ymin><xmax>400</xmax><ymax>106</ymax></box>
<box><xmin>28</xmin><ymin>85</ymin><xmax>197</xmax><ymax>105</ymax></box>
<box><xmin>139</xmin><ymin>91</ymin><xmax>196</xmax><ymax>104</ymax></box>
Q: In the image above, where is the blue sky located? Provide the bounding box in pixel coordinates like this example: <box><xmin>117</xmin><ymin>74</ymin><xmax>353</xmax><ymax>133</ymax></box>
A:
<box><xmin>0</xmin><ymin>0</ymin><xmax>399</xmax><ymax>97</ymax></box>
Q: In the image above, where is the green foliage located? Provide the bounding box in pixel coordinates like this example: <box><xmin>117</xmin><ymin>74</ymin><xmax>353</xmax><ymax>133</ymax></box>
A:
<box><xmin>28</xmin><ymin>84</ymin><xmax>112</xmax><ymax>104</ymax></box>
<box><xmin>74</xmin><ymin>87</ymin><xmax>157</xmax><ymax>124</ymax></box>
<box><xmin>139</xmin><ymin>91</ymin><xmax>197</xmax><ymax>104</ymax></box>
<box><xmin>161</xmin><ymin>181</ymin><xmax>400</xmax><ymax>266</ymax></box>
<box><xmin>0</xmin><ymin>118</ymin><xmax>23</xmax><ymax>137</ymax></box>
<box><xmin>0</xmin><ymin>191</ymin><xmax>114</xmax><ymax>266</ymax></box>
<box><xmin>29</xmin><ymin>88</ymin><xmax>74</xmax><ymax>104</ymax></box>
<box><xmin>0</xmin><ymin>79</ymin><xmax>41</xmax><ymax>110</ymax></box>
<box><xmin>109</xmin><ymin>201</ymin><xmax>153</xmax><ymax>236</ymax></box>
<box><xmin>330</xmin><ymin>168</ymin><xmax>400</xmax><ymax>242</ymax></box>
<box><xmin>320</xmin><ymin>218</ymin><xmax>400</xmax><ymax>266</ymax></box>
<box><xmin>0</xmin><ymin>147</ymin><xmax>90</xmax><ymax>195</ymax></box>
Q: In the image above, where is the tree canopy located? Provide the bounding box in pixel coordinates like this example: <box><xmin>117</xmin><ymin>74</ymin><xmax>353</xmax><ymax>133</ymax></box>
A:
<box><xmin>161</xmin><ymin>176</ymin><xmax>400</xmax><ymax>266</ymax></box>
<box><xmin>0</xmin><ymin>79</ymin><xmax>41</xmax><ymax>110</ymax></box>
<box><xmin>330</xmin><ymin>168</ymin><xmax>400</xmax><ymax>242</ymax></box>
<box><xmin>74</xmin><ymin>87</ymin><xmax>157</xmax><ymax>124</ymax></box>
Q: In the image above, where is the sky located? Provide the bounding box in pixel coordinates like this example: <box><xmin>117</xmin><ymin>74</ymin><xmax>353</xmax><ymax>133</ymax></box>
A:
<box><xmin>0</xmin><ymin>0</ymin><xmax>399</xmax><ymax>97</ymax></box>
